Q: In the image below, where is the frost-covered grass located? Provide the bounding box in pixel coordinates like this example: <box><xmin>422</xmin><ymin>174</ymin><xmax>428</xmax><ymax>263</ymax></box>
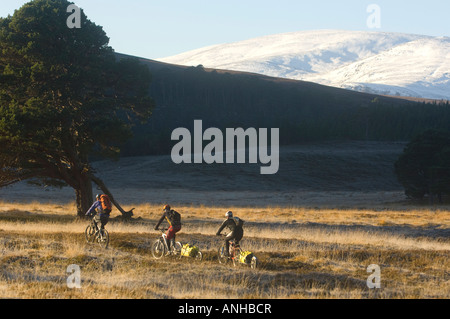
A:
<box><xmin>0</xmin><ymin>202</ymin><xmax>448</xmax><ymax>299</ymax></box>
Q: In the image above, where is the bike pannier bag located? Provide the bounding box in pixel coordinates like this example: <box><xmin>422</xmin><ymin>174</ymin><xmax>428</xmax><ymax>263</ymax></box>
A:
<box><xmin>181</xmin><ymin>243</ymin><xmax>199</xmax><ymax>257</ymax></box>
<box><xmin>239</xmin><ymin>251</ymin><xmax>253</xmax><ymax>264</ymax></box>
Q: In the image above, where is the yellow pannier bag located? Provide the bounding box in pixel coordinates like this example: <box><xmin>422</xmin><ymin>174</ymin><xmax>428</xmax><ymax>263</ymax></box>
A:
<box><xmin>239</xmin><ymin>251</ymin><xmax>254</xmax><ymax>264</ymax></box>
<box><xmin>181</xmin><ymin>243</ymin><xmax>199</xmax><ymax>257</ymax></box>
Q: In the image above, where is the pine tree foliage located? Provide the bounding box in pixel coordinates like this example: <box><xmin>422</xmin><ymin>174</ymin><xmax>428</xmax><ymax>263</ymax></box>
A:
<box><xmin>0</xmin><ymin>0</ymin><xmax>154</xmax><ymax>216</ymax></box>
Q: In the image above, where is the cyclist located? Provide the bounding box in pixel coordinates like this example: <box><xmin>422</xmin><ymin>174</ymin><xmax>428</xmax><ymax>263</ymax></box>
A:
<box><xmin>85</xmin><ymin>194</ymin><xmax>112</xmax><ymax>230</ymax></box>
<box><xmin>154</xmin><ymin>204</ymin><xmax>182</xmax><ymax>252</ymax></box>
<box><xmin>216</xmin><ymin>211</ymin><xmax>244</xmax><ymax>257</ymax></box>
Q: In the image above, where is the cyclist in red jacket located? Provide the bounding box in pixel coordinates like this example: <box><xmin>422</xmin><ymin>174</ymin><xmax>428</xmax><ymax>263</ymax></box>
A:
<box><xmin>154</xmin><ymin>204</ymin><xmax>182</xmax><ymax>252</ymax></box>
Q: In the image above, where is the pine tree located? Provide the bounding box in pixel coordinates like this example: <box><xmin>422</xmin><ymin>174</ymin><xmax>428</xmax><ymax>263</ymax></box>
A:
<box><xmin>0</xmin><ymin>0</ymin><xmax>154</xmax><ymax>217</ymax></box>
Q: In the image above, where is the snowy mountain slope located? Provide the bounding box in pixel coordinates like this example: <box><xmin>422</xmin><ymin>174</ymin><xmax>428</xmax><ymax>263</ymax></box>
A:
<box><xmin>158</xmin><ymin>30</ymin><xmax>450</xmax><ymax>100</ymax></box>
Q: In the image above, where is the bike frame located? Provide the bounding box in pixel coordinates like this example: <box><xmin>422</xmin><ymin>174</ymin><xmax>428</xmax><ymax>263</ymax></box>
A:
<box><xmin>151</xmin><ymin>228</ymin><xmax>182</xmax><ymax>259</ymax></box>
<box><xmin>158</xmin><ymin>229</ymin><xmax>178</xmax><ymax>253</ymax></box>
<box><xmin>159</xmin><ymin>230</ymin><xmax>170</xmax><ymax>251</ymax></box>
<box><xmin>219</xmin><ymin>235</ymin><xmax>240</xmax><ymax>260</ymax></box>
<box><xmin>91</xmin><ymin>217</ymin><xmax>99</xmax><ymax>232</ymax></box>
<box><xmin>229</xmin><ymin>241</ymin><xmax>241</xmax><ymax>260</ymax></box>
<box><xmin>85</xmin><ymin>216</ymin><xmax>109</xmax><ymax>249</ymax></box>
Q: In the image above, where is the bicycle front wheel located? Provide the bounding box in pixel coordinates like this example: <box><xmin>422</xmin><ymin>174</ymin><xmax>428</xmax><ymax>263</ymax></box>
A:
<box><xmin>97</xmin><ymin>228</ymin><xmax>109</xmax><ymax>249</ymax></box>
<box><xmin>85</xmin><ymin>224</ymin><xmax>96</xmax><ymax>243</ymax></box>
<box><xmin>218</xmin><ymin>245</ymin><xmax>229</xmax><ymax>264</ymax></box>
<box><xmin>151</xmin><ymin>239</ymin><xmax>165</xmax><ymax>259</ymax></box>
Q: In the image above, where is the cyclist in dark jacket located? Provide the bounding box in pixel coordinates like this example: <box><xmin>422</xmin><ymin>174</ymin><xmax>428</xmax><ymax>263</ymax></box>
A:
<box><xmin>154</xmin><ymin>204</ymin><xmax>182</xmax><ymax>251</ymax></box>
<box><xmin>216</xmin><ymin>211</ymin><xmax>244</xmax><ymax>256</ymax></box>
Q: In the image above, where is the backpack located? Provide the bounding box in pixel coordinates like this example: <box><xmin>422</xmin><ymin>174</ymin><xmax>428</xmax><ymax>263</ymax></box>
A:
<box><xmin>99</xmin><ymin>194</ymin><xmax>112</xmax><ymax>213</ymax></box>
<box><xmin>167</xmin><ymin>210</ymin><xmax>181</xmax><ymax>225</ymax></box>
<box><xmin>233</xmin><ymin>216</ymin><xmax>244</xmax><ymax>228</ymax></box>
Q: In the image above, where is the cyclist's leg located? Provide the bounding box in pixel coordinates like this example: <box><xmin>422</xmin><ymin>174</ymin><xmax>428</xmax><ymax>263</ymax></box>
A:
<box><xmin>100</xmin><ymin>214</ymin><xmax>109</xmax><ymax>230</ymax></box>
<box><xmin>234</xmin><ymin>228</ymin><xmax>244</xmax><ymax>246</ymax></box>
<box><xmin>225</xmin><ymin>232</ymin><xmax>235</xmax><ymax>256</ymax></box>
<box><xmin>166</xmin><ymin>225</ymin><xmax>181</xmax><ymax>251</ymax></box>
<box><xmin>94</xmin><ymin>215</ymin><xmax>101</xmax><ymax>230</ymax></box>
<box><xmin>166</xmin><ymin>226</ymin><xmax>174</xmax><ymax>250</ymax></box>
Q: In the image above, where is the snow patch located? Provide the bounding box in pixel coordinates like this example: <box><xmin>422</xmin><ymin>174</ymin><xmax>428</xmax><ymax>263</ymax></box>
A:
<box><xmin>158</xmin><ymin>30</ymin><xmax>450</xmax><ymax>100</ymax></box>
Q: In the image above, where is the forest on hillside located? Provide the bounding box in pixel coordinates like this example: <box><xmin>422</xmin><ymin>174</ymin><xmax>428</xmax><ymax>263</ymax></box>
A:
<box><xmin>119</xmin><ymin>56</ymin><xmax>450</xmax><ymax>156</ymax></box>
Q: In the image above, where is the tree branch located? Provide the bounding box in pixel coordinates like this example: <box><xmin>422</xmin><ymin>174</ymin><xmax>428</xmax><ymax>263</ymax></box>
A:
<box><xmin>90</xmin><ymin>174</ymin><xmax>134</xmax><ymax>219</ymax></box>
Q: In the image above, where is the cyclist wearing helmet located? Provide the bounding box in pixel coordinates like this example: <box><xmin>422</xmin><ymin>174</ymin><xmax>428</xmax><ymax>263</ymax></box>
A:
<box><xmin>85</xmin><ymin>194</ymin><xmax>111</xmax><ymax>230</ymax></box>
<box><xmin>216</xmin><ymin>211</ymin><xmax>244</xmax><ymax>256</ymax></box>
<box><xmin>155</xmin><ymin>204</ymin><xmax>182</xmax><ymax>251</ymax></box>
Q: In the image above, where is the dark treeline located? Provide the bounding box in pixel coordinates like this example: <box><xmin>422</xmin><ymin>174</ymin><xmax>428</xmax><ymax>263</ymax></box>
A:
<box><xmin>118</xmin><ymin>55</ymin><xmax>450</xmax><ymax>156</ymax></box>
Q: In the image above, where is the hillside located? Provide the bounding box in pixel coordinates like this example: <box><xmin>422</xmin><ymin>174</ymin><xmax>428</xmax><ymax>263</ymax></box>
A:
<box><xmin>114</xmin><ymin>53</ymin><xmax>450</xmax><ymax>157</ymax></box>
<box><xmin>2</xmin><ymin>54</ymin><xmax>448</xmax><ymax>207</ymax></box>
<box><xmin>159</xmin><ymin>30</ymin><xmax>450</xmax><ymax>100</ymax></box>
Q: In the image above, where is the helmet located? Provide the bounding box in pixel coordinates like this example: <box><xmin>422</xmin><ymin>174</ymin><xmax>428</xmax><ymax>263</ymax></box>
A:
<box><xmin>96</xmin><ymin>194</ymin><xmax>100</xmax><ymax>200</ymax></box>
<box><xmin>163</xmin><ymin>204</ymin><xmax>171</xmax><ymax>211</ymax></box>
<box><xmin>225</xmin><ymin>211</ymin><xmax>233</xmax><ymax>218</ymax></box>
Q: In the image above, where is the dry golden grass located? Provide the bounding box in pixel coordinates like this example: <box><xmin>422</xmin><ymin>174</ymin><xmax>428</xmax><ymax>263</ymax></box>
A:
<box><xmin>0</xmin><ymin>200</ymin><xmax>449</xmax><ymax>299</ymax></box>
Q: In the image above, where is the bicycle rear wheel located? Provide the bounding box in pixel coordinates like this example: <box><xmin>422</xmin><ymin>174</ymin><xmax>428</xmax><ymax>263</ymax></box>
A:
<box><xmin>97</xmin><ymin>228</ymin><xmax>109</xmax><ymax>249</ymax></box>
<box><xmin>151</xmin><ymin>239</ymin><xmax>165</xmax><ymax>259</ymax></box>
<box><xmin>172</xmin><ymin>241</ymin><xmax>182</xmax><ymax>256</ymax></box>
<box><xmin>231</xmin><ymin>247</ymin><xmax>242</xmax><ymax>267</ymax></box>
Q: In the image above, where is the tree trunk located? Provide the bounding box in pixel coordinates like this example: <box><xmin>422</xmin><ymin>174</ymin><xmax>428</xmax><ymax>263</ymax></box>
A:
<box><xmin>75</xmin><ymin>174</ymin><xmax>93</xmax><ymax>218</ymax></box>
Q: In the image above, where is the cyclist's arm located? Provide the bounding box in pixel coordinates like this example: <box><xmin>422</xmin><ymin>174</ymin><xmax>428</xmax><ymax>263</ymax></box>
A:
<box><xmin>154</xmin><ymin>213</ymin><xmax>165</xmax><ymax>230</ymax></box>
<box><xmin>86</xmin><ymin>201</ymin><xmax>100</xmax><ymax>216</ymax></box>
<box><xmin>216</xmin><ymin>220</ymin><xmax>228</xmax><ymax>235</ymax></box>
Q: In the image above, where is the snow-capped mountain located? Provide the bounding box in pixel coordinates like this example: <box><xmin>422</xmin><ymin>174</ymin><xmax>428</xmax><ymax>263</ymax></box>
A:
<box><xmin>158</xmin><ymin>30</ymin><xmax>450</xmax><ymax>100</ymax></box>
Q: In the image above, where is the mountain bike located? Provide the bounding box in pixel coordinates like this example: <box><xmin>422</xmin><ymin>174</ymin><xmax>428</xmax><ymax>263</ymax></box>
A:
<box><xmin>85</xmin><ymin>216</ymin><xmax>109</xmax><ymax>249</ymax></box>
<box><xmin>151</xmin><ymin>228</ymin><xmax>182</xmax><ymax>259</ymax></box>
<box><xmin>218</xmin><ymin>236</ymin><xmax>258</xmax><ymax>269</ymax></box>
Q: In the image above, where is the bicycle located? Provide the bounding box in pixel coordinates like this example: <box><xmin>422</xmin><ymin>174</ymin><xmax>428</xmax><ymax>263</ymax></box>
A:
<box><xmin>151</xmin><ymin>228</ymin><xmax>182</xmax><ymax>259</ymax></box>
<box><xmin>218</xmin><ymin>236</ymin><xmax>258</xmax><ymax>269</ymax></box>
<box><xmin>85</xmin><ymin>216</ymin><xmax>109</xmax><ymax>249</ymax></box>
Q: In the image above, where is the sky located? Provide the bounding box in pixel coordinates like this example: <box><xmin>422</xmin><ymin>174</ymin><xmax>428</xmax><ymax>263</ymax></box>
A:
<box><xmin>1</xmin><ymin>0</ymin><xmax>449</xmax><ymax>59</ymax></box>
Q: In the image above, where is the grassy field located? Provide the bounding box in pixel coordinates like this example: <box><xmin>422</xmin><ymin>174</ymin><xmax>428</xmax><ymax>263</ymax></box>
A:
<box><xmin>0</xmin><ymin>201</ymin><xmax>448</xmax><ymax>299</ymax></box>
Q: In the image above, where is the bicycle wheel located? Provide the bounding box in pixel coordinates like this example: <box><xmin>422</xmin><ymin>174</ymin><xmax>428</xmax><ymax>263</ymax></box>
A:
<box><xmin>97</xmin><ymin>228</ymin><xmax>109</xmax><ymax>249</ymax></box>
<box><xmin>250</xmin><ymin>256</ymin><xmax>258</xmax><ymax>269</ymax></box>
<box><xmin>172</xmin><ymin>241</ymin><xmax>182</xmax><ymax>256</ymax></box>
<box><xmin>218</xmin><ymin>245</ymin><xmax>229</xmax><ymax>264</ymax></box>
<box><xmin>85</xmin><ymin>224</ymin><xmax>96</xmax><ymax>243</ymax></box>
<box><xmin>151</xmin><ymin>239</ymin><xmax>165</xmax><ymax>259</ymax></box>
<box><xmin>195</xmin><ymin>251</ymin><xmax>203</xmax><ymax>261</ymax></box>
<box><xmin>232</xmin><ymin>248</ymin><xmax>241</xmax><ymax>267</ymax></box>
